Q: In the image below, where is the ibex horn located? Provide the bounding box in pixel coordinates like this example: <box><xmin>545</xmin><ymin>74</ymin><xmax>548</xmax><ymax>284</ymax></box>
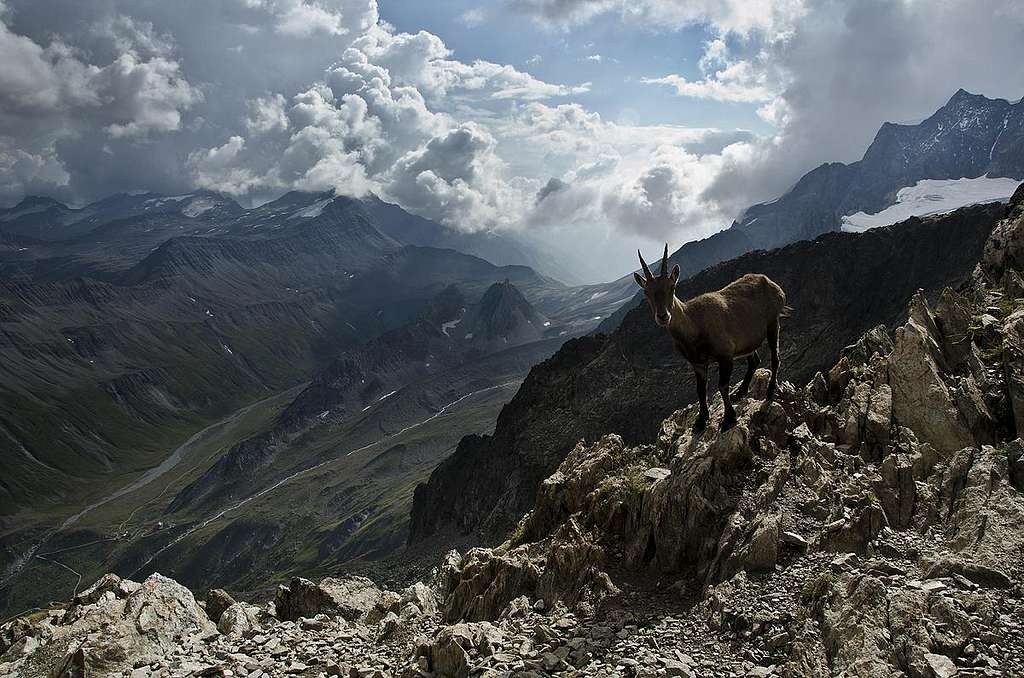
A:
<box><xmin>660</xmin><ymin>243</ymin><xmax>669</xmax><ymax>276</ymax></box>
<box><xmin>638</xmin><ymin>249</ymin><xmax>653</xmax><ymax>280</ymax></box>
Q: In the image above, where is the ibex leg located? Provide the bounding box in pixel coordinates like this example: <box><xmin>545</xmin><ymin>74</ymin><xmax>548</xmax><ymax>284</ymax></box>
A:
<box><xmin>718</xmin><ymin>359</ymin><xmax>737</xmax><ymax>431</ymax></box>
<box><xmin>732</xmin><ymin>352</ymin><xmax>760</xmax><ymax>400</ymax></box>
<box><xmin>692</xmin><ymin>363</ymin><xmax>709</xmax><ymax>432</ymax></box>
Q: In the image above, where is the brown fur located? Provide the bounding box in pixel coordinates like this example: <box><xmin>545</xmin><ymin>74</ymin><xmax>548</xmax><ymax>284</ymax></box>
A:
<box><xmin>635</xmin><ymin>245</ymin><xmax>787</xmax><ymax>431</ymax></box>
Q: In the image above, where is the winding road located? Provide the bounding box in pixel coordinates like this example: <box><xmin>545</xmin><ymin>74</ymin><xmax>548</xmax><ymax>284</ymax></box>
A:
<box><xmin>0</xmin><ymin>387</ymin><xmax>302</xmax><ymax>613</ymax></box>
<box><xmin>129</xmin><ymin>380</ymin><xmax>521</xmax><ymax>576</ymax></box>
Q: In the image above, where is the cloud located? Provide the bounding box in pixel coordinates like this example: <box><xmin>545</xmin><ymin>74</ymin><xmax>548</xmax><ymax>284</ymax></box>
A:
<box><xmin>2</xmin><ymin>0</ymin><xmax>1022</xmax><ymax>272</ymax></box>
<box><xmin>460</xmin><ymin>8</ymin><xmax>486</xmax><ymax>27</ymax></box>
<box><xmin>536</xmin><ymin>177</ymin><xmax>568</xmax><ymax>203</ymax></box>
<box><xmin>644</xmin><ymin>35</ymin><xmax>779</xmax><ymax>105</ymax></box>
<box><xmin>508</xmin><ymin>0</ymin><xmax>807</xmax><ymax>36</ymax></box>
<box><xmin>246</xmin><ymin>93</ymin><xmax>289</xmax><ymax>134</ymax></box>
<box><xmin>642</xmin><ymin>59</ymin><xmax>776</xmax><ymax>103</ymax></box>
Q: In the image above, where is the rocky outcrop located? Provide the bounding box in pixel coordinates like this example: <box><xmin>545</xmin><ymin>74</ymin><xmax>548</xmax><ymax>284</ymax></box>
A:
<box><xmin>411</xmin><ymin>200</ymin><xmax>1006</xmax><ymax>545</ymax></box>
<box><xmin>0</xmin><ymin>573</ymin><xmax>215</xmax><ymax>678</ymax></box>
<box><xmin>415</xmin><ymin>188</ymin><xmax>1024</xmax><ymax>675</ymax></box>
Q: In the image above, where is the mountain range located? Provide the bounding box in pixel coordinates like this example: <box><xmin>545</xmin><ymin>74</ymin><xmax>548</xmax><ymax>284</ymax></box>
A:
<box><xmin>2</xmin><ymin>88</ymin><xmax>1023</xmax><ymax>619</ymax></box>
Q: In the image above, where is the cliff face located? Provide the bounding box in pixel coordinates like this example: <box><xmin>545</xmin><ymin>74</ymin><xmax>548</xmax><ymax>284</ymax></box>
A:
<box><xmin>410</xmin><ymin>201</ymin><xmax>1008</xmax><ymax>544</ymax></box>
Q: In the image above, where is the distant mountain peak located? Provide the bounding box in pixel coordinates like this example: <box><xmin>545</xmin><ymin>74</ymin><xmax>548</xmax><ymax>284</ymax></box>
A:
<box><xmin>14</xmin><ymin>195</ymin><xmax>66</xmax><ymax>209</ymax></box>
<box><xmin>459</xmin><ymin>280</ymin><xmax>547</xmax><ymax>346</ymax></box>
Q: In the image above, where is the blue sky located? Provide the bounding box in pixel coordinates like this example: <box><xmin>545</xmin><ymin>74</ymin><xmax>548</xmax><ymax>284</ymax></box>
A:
<box><xmin>381</xmin><ymin>1</ymin><xmax>769</xmax><ymax>133</ymax></box>
<box><xmin>2</xmin><ymin>0</ymin><xmax>1023</xmax><ymax>281</ymax></box>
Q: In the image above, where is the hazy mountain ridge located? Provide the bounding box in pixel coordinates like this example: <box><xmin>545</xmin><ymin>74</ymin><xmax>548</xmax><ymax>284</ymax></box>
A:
<box><xmin>0</xmin><ymin>191</ymin><xmax>600</xmax><ymax>522</ymax></box>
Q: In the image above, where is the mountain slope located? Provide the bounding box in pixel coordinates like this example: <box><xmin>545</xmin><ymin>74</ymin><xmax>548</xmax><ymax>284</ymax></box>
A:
<box><xmin>0</xmin><ymin>215</ymin><xmax>562</xmax><ymax>518</ymax></box>
<box><xmin>6</xmin><ymin>189</ymin><xmax>1024</xmax><ymax>677</ymax></box>
<box><xmin>410</xmin><ymin>198</ymin><xmax>1011</xmax><ymax>543</ymax></box>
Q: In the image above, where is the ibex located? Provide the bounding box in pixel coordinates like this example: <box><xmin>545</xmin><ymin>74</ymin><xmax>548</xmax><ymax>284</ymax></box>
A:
<box><xmin>634</xmin><ymin>245</ymin><xmax>787</xmax><ymax>432</ymax></box>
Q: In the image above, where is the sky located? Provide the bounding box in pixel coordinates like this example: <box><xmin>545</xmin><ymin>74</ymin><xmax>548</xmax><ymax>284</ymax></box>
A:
<box><xmin>1</xmin><ymin>0</ymin><xmax>1024</xmax><ymax>280</ymax></box>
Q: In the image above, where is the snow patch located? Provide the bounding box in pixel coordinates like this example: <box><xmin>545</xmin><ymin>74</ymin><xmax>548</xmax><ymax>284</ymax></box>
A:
<box><xmin>291</xmin><ymin>198</ymin><xmax>333</xmax><ymax>219</ymax></box>
<box><xmin>182</xmin><ymin>196</ymin><xmax>217</xmax><ymax>218</ymax></box>
<box><xmin>588</xmin><ymin>290</ymin><xmax>609</xmax><ymax>302</ymax></box>
<box><xmin>378</xmin><ymin>390</ymin><xmax>397</xmax><ymax>401</ymax></box>
<box><xmin>841</xmin><ymin>177</ymin><xmax>1021</xmax><ymax>232</ymax></box>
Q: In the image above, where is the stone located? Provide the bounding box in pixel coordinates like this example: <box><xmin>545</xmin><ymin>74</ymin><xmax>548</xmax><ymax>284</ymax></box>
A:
<box><xmin>274</xmin><ymin>576</ymin><xmax>384</xmax><ymax>622</ymax></box>
<box><xmin>743</xmin><ymin>515</ymin><xmax>780</xmax><ymax>572</ymax></box>
<box><xmin>925</xmin><ymin>652</ymin><xmax>957</xmax><ymax>678</ymax></box>
<box><xmin>217</xmin><ymin>603</ymin><xmax>252</xmax><ymax>637</ymax></box>
<box><xmin>644</xmin><ymin>467</ymin><xmax>671</xmax><ymax>482</ymax></box>
<box><xmin>206</xmin><ymin>589</ymin><xmax>237</xmax><ymax>625</ymax></box>
<box><xmin>662</xmin><ymin>658</ymin><xmax>695</xmax><ymax>677</ymax></box>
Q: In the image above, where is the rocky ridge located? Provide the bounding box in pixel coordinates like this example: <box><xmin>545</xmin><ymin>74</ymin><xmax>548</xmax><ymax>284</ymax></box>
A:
<box><xmin>4</xmin><ymin>186</ymin><xmax>1024</xmax><ymax>677</ymax></box>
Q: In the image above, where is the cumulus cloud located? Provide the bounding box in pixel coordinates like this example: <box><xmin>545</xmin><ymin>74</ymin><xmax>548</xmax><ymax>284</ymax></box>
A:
<box><xmin>2</xmin><ymin>0</ymin><xmax>1022</xmax><ymax>274</ymax></box>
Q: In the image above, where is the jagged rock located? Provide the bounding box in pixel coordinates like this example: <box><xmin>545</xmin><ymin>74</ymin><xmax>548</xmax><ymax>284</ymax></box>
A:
<box><xmin>536</xmin><ymin>518</ymin><xmax>619</xmax><ymax>608</ymax></box>
<box><xmin>206</xmin><ymin>588</ymin><xmax>236</xmax><ymax>625</ymax></box>
<box><xmin>821</xmin><ymin>574</ymin><xmax>896</xmax><ymax>675</ymax></box>
<box><xmin>376</xmin><ymin>612</ymin><xmax>399</xmax><ymax>641</ymax></box>
<box><xmin>742</xmin><ymin>514</ymin><xmax>780</xmax><ymax>572</ymax></box>
<box><xmin>2</xmin><ymin>573</ymin><xmax>215</xmax><ymax>678</ymax></box>
<box><xmin>983</xmin><ymin>183</ymin><xmax>1024</xmax><ymax>279</ymax></box>
<box><xmin>627</xmin><ymin>409</ymin><xmax>756</xmax><ymax>578</ymax></box>
<box><xmin>217</xmin><ymin>602</ymin><xmax>252</xmax><ymax>637</ymax></box>
<box><xmin>933</xmin><ymin>445</ymin><xmax>1024</xmax><ymax>566</ymax></box>
<box><xmin>889</xmin><ymin>294</ymin><xmax>977</xmax><ymax>455</ymax></box>
<box><xmin>401</xmin><ymin>582</ymin><xmax>438</xmax><ymax>616</ymax></box>
<box><xmin>443</xmin><ymin>517</ymin><xmax>615</xmax><ymax>622</ymax></box>
<box><xmin>275</xmin><ymin>575</ymin><xmax>384</xmax><ymax>622</ymax></box>
<box><xmin>935</xmin><ymin>288</ymin><xmax>978</xmax><ymax>371</ymax></box>
<box><xmin>431</xmin><ymin>550</ymin><xmax>465</xmax><ymax>599</ymax></box>
<box><xmin>1002</xmin><ymin>309</ymin><xmax>1024</xmax><ymax>436</ymax></box>
<box><xmin>523</xmin><ymin>434</ymin><xmax>648</xmax><ymax>542</ymax></box>
<box><xmin>875</xmin><ymin>453</ymin><xmax>916</xmax><ymax>528</ymax></box>
<box><xmin>443</xmin><ymin>546</ymin><xmax>541</xmax><ymax>622</ymax></box>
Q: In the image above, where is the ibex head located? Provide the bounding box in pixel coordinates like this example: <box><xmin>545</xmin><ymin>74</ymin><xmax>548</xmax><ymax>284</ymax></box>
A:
<box><xmin>634</xmin><ymin>244</ymin><xmax>680</xmax><ymax>327</ymax></box>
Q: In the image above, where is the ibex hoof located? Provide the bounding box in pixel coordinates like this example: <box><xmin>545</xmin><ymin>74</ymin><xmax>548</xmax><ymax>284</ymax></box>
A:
<box><xmin>720</xmin><ymin>415</ymin><xmax>738</xmax><ymax>432</ymax></box>
<box><xmin>692</xmin><ymin>416</ymin><xmax>709</xmax><ymax>433</ymax></box>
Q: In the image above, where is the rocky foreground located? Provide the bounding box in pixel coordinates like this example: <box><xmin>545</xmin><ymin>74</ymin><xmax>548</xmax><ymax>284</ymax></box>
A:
<box><xmin>5</xmin><ymin>189</ymin><xmax>1024</xmax><ymax>677</ymax></box>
